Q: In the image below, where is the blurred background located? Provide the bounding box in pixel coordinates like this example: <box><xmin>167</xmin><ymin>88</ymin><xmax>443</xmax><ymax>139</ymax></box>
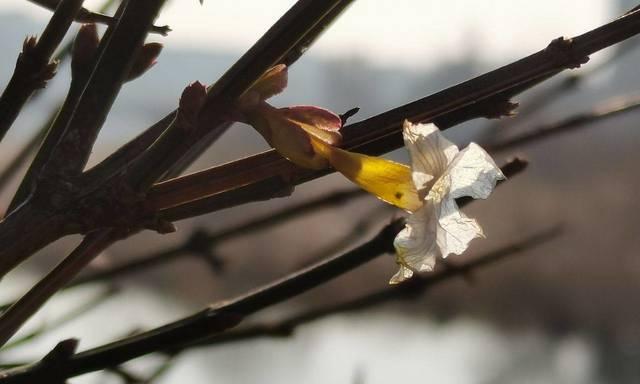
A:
<box><xmin>1</xmin><ymin>1</ymin><xmax>640</xmax><ymax>383</ymax></box>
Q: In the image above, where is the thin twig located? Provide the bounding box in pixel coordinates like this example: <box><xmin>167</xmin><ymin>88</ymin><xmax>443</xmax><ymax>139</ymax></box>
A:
<box><xmin>181</xmin><ymin>225</ymin><xmax>562</xmax><ymax>349</ymax></box>
<box><xmin>290</xmin><ymin>205</ymin><xmax>393</xmax><ymax>272</ymax></box>
<box><xmin>0</xmin><ymin>0</ymin><xmax>115</xmax><ymax>201</ymax></box>
<box><xmin>0</xmin><ymin>231</ymin><xmax>117</xmax><ymax>347</ymax></box>
<box><xmin>2</xmin><ymin>5</ymin><xmax>638</xmax><ymax>277</ymax></box>
<box><xmin>487</xmin><ymin>93</ymin><xmax>640</xmax><ymax>152</ymax></box>
<box><xmin>72</xmin><ymin>189</ymin><xmax>367</xmax><ymax>287</ymax></box>
<box><xmin>149</xmin><ymin>8</ymin><xmax>640</xmax><ymax>221</ymax></box>
<box><xmin>0</xmin><ymin>286</ymin><xmax>117</xmax><ymax>352</ymax></box>
<box><xmin>0</xmin><ymin>0</ymin><xmax>167</xmax><ymax>277</ymax></box>
<box><xmin>27</xmin><ymin>0</ymin><xmax>170</xmax><ymax>35</ymax></box>
<box><xmin>0</xmin><ymin>159</ymin><xmax>524</xmax><ymax>382</ymax></box>
<box><xmin>480</xmin><ymin>31</ymin><xmax>640</xmax><ymax>144</ymax></box>
<box><xmin>105</xmin><ymin>355</ymin><xmax>175</xmax><ymax>384</ymax></box>
<box><xmin>80</xmin><ymin>0</ymin><xmax>354</xmax><ymax>198</ymax></box>
<box><xmin>123</xmin><ymin>0</ymin><xmax>353</xmax><ymax>191</ymax></box>
<box><xmin>42</xmin><ymin>0</ymin><xmax>167</xmax><ymax>178</ymax></box>
<box><xmin>5</xmin><ymin>22</ymin><xmax>100</xmax><ymax>214</ymax></box>
<box><xmin>0</xmin><ymin>0</ymin><xmax>84</xmax><ymax>143</ymax></box>
<box><xmin>1</xmin><ymin>221</ymin><xmax>402</xmax><ymax>382</ymax></box>
<box><xmin>0</xmin><ymin>0</ymin><xmax>353</xmax><ymax>282</ymax></box>
<box><xmin>161</xmin><ymin>0</ymin><xmax>356</xmax><ymax>179</ymax></box>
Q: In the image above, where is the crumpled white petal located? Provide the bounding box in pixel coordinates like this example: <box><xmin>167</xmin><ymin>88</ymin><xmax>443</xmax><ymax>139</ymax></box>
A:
<box><xmin>390</xmin><ymin>121</ymin><xmax>504</xmax><ymax>284</ymax></box>
<box><xmin>434</xmin><ymin>196</ymin><xmax>484</xmax><ymax>258</ymax></box>
<box><xmin>391</xmin><ymin>202</ymin><xmax>440</xmax><ymax>284</ymax></box>
<box><xmin>402</xmin><ymin>120</ymin><xmax>458</xmax><ymax>199</ymax></box>
<box><xmin>447</xmin><ymin>143</ymin><xmax>505</xmax><ymax>200</ymax></box>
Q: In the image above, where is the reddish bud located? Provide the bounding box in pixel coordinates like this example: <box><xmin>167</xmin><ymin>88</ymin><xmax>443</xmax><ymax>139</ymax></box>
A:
<box><xmin>127</xmin><ymin>42</ymin><xmax>163</xmax><ymax>81</ymax></box>
<box><xmin>18</xmin><ymin>35</ymin><xmax>57</xmax><ymax>88</ymax></box>
<box><xmin>178</xmin><ymin>81</ymin><xmax>207</xmax><ymax>131</ymax></box>
<box><xmin>71</xmin><ymin>24</ymin><xmax>99</xmax><ymax>79</ymax></box>
<box><xmin>33</xmin><ymin>60</ymin><xmax>58</xmax><ymax>89</ymax></box>
<box><xmin>22</xmin><ymin>35</ymin><xmax>37</xmax><ymax>54</ymax></box>
<box><xmin>250</xmin><ymin>64</ymin><xmax>288</xmax><ymax>101</ymax></box>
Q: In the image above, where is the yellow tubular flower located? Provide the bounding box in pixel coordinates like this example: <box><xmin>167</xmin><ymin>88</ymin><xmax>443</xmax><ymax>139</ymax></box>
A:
<box><xmin>311</xmin><ymin>139</ymin><xmax>420</xmax><ymax>211</ymax></box>
<box><xmin>235</xmin><ymin>65</ymin><xmax>419</xmax><ymax>211</ymax></box>
<box><xmin>235</xmin><ymin>66</ymin><xmax>504</xmax><ymax>286</ymax></box>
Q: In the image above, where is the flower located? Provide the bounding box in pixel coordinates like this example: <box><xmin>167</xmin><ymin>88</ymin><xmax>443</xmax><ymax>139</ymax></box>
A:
<box><xmin>233</xmin><ymin>65</ymin><xmax>422</xmax><ymax>211</ymax></box>
<box><xmin>234</xmin><ymin>64</ymin><xmax>342</xmax><ymax>169</ymax></box>
<box><xmin>390</xmin><ymin>121</ymin><xmax>505</xmax><ymax>284</ymax></box>
<box><xmin>233</xmin><ymin>65</ymin><xmax>504</xmax><ymax>285</ymax></box>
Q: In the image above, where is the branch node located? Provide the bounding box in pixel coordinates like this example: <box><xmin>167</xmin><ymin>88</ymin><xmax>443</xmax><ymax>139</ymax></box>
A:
<box><xmin>482</xmin><ymin>99</ymin><xmax>519</xmax><ymax>119</ymax></box>
<box><xmin>339</xmin><ymin>107</ymin><xmax>360</xmax><ymax>126</ymax></box>
<box><xmin>17</xmin><ymin>36</ymin><xmax>58</xmax><ymax>89</ymax></box>
<box><xmin>42</xmin><ymin>338</ymin><xmax>79</xmax><ymax>364</ymax></box>
<box><xmin>546</xmin><ymin>37</ymin><xmax>590</xmax><ymax>69</ymax></box>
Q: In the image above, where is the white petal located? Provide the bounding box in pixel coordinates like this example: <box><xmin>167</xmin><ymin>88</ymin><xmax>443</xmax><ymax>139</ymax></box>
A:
<box><xmin>389</xmin><ymin>265</ymin><xmax>414</xmax><ymax>285</ymax></box>
<box><xmin>447</xmin><ymin>142</ymin><xmax>505</xmax><ymax>200</ymax></box>
<box><xmin>392</xmin><ymin>203</ymin><xmax>440</xmax><ymax>283</ymax></box>
<box><xmin>402</xmin><ymin>121</ymin><xmax>458</xmax><ymax>197</ymax></box>
<box><xmin>435</xmin><ymin>197</ymin><xmax>484</xmax><ymax>258</ymax></box>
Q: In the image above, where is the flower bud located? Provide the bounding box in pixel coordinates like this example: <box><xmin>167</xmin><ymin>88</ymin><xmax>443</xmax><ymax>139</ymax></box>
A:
<box><xmin>22</xmin><ymin>35</ymin><xmax>37</xmax><ymax>54</ymax></box>
<box><xmin>71</xmin><ymin>24</ymin><xmax>99</xmax><ymax>79</ymax></box>
<box><xmin>127</xmin><ymin>42</ymin><xmax>163</xmax><ymax>81</ymax></box>
<box><xmin>177</xmin><ymin>81</ymin><xmax>207</xmax><ymax>132</ymax></box>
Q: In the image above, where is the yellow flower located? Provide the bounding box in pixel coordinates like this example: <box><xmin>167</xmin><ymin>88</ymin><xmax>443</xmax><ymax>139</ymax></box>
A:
<box><xmin>235</xmin><ymin>66</ymin><xmax>504</xmax><ymax>285</ymax></box>
<box><xmin>390</xmin><ymin>121</ymin><xmax>505</xmax><ymax>284</ymax></box>
<box><xmin>235</xmin><ymin>65</ymin><xmax>421</xmax><ymax>210</ymax></box>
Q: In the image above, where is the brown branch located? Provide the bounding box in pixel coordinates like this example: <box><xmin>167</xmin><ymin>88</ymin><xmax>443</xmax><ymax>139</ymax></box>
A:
<box><xmin>7</xmin><ymin>339</ymin><xmax>80</xmax><ymax>384</ymax></box>
<box><xmin>0</xmin><ymin>0</ymin><xmax>115</xmax><ymax>202</ymax></box>
<box><xmin>27</xmin><ymin>0</ymin><xmax>171</xmax><ymax>35</ymax></box>
<box><xmin>81</xmin><ymin>111</ymin><xmax>177</xmax><ymax>187</ymax></box>
<box><xmin>149</xmin><ymin>8</ymin><xmax>640</xmax><ymax>221</ymax></box>
<box><xmin>105</xmin><ymin>355</ymin><xmax>175</xmax><ymax>384</ymax></box>
<box><xmin>0</xmin><ymin>0</ymin><xmax>167</xmax><ymax>278</ymax></box>
<box><xmin>0</xmin><ymin>221</ymin><xmax>401</xmax><ymax>382</ymax></box>
<box><xmin>487</xmin><ymin>94</ymin><xmax>640</xmax><ymax>152</ymax></box>
<box><xmin>0</xmin><ymin>204</ymin><xmax>71</xmax><ymax>278</ymax></box>
<box><xmin>160</xmin><ymin>0</ymin><xmax>357</xmax><ymax>180</ymax></box>
<box><xmin>81</xmin><ymin>0</ymin><xmax>354</xmax><ymax>193</ymax></box>
<box><xmin>0</xmin><ymin>0</ymin><xmax>84</xmax><ymax>143</ymax></box>
<box><xmin>0</xmin><ymin>231</ymin><xmax>117</xmax><ymax>347</ymax></box>
<box><xmin>3</xmin><ymin>185</ymin><xmax>368</xmax><ymax>299</ymax></box>
<box><xmin>71</xmin><ymin>189</ymin><xmax>368</xmax><ymax>287</ymax></box>
<box><xmin>480</xmin><ymin>31</ymin><xmax>640</xmax><ymax>144</ymax></box>
<box><xmin>290</xmin><ymin>205</ymin><xmax>392</xmax><ymax>272</ymax></box>
<box><xmin>0</xmin><ymin>160</ymin><xmax>524</xmax><ymax>382</ymax></box>
<box><xmin>180</xmin><ymin>225</ymin><xmax>562</xmax><ymax>349</ymax></box>
<box><xmin>7</xmin><ymin>71</ymin><xmax>91</xmax><ymax>214</ymax></box>
<box><xmin>0</xmin><ymin>0</ymin><xmax>354</xmax><ymax>282</ymax></box>
<box><xmin>123</xmin><ymin>0</ymin><xmax>354</xmax><ymax>191</ymax></box>
<box><xmin>5</xmin><ymin>23</ymin><xmax>101</xmax><ymax>214</ymax></box>
<box><xmin>42</xmin><ymin>0</ymin><xmax>167</xmax><ymax>178</ymax></box>
<box><xmin>0</xmin><ymin>286</ymin><xmax>117</xmax><ymax>351</ymax></box>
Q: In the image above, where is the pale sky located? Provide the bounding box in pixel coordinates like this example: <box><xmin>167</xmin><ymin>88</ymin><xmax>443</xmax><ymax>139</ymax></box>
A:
<box><xmin>1</xmin><ymin>1</ymin><xmax>613</xmax><ymax>69</ymax></box>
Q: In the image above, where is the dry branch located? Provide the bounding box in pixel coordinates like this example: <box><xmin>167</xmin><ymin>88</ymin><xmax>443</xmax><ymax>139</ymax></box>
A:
<box><xmin>180</xmin><ymin>225</ymin><xmax>562</xmax><ymax>349</ymax></box>
<box><xmin>71</xmin><ymin>189</ymin><xmax>368</xmax><ymax>287</ymax></box>
<box><xmin>488</xmin><ymin>94</ymin><xmax>640</xmax><ymax>152</ymax></box>
<box><xmin>0</xmin><ymin>159</ymin><xmax>525</xmax><ymax>382</ymax></box>
<box><xmin>0</xmin><ymin>0</ymin><xmax>84</xmax><ymax>142</ymax></box>
<box><xmin>0</xmin><ymin>3</ymin><xmax>638</xmax><ymax>381</ymax></box>
<box><xmin>149</xmin><ymin>8</ymin><xmax>640</xmax><ymax>221</ymax></box>
<box><xmin>0</xmin><ymin>231</ymin><xmax>117</xmax><ymax>346</ymax></box>
<box><xmin>27</xmin><ymin>0</ymin><xmax>170</xmax><ymax>35</ymax></box>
